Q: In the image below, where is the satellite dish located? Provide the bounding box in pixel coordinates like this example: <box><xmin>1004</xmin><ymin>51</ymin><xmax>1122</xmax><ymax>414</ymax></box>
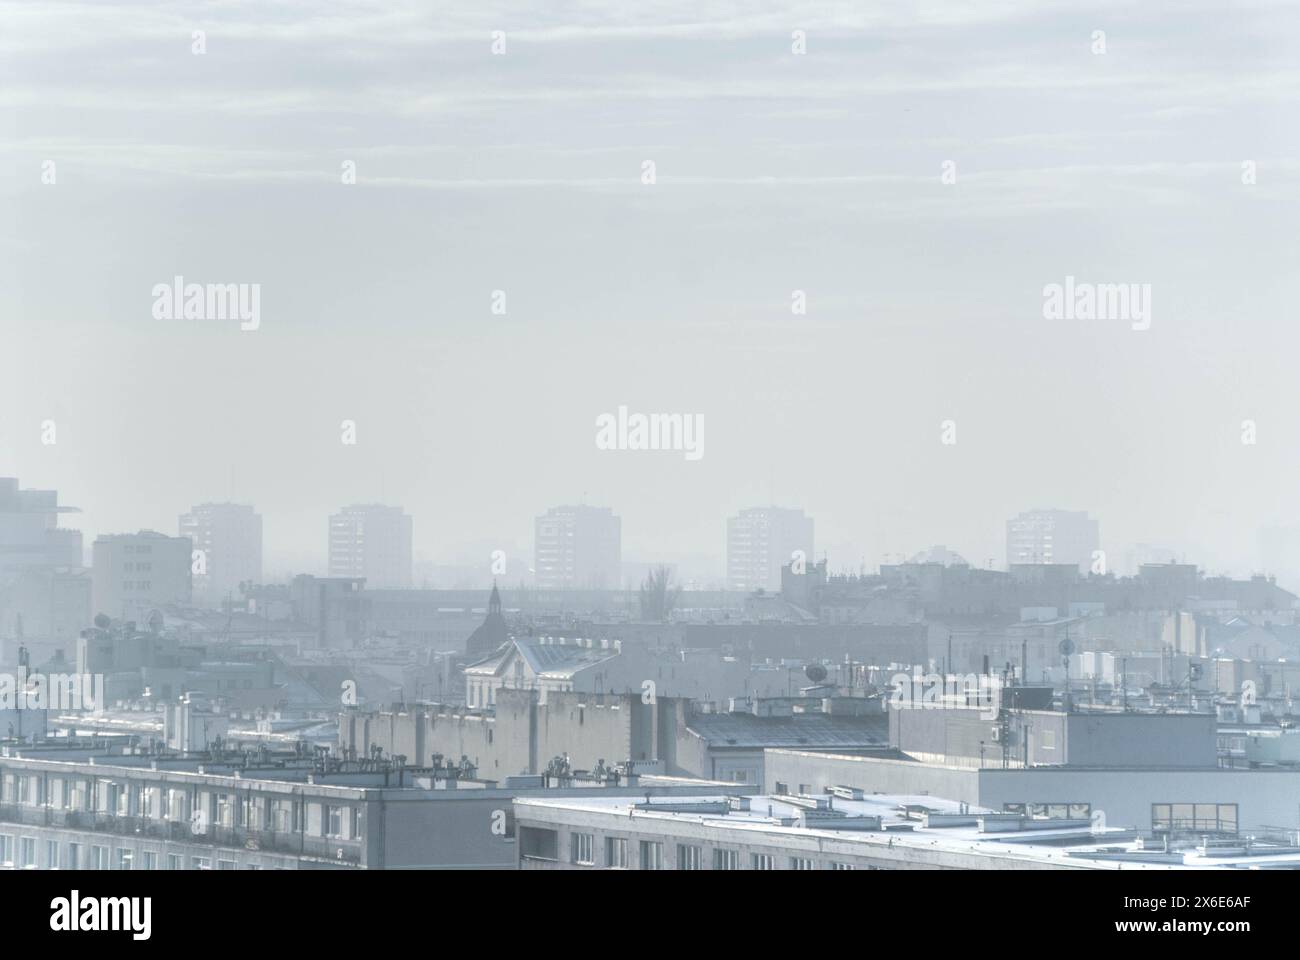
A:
<box><xmin>805</xmin><ymin>664</ymin><xmax>828</xmax><ymax>683</ymax></box>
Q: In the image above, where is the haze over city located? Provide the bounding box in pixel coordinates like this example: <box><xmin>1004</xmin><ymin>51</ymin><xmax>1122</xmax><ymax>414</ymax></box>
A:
<box><xmin>3</xmin><ymin>0</ymin><xmax>1300</xmax><ymax>921</ymax></box>
<box><xmin>3</xmin><ymin>0</ymin><xmax>1299</xmax><ymax>579</ymax></box>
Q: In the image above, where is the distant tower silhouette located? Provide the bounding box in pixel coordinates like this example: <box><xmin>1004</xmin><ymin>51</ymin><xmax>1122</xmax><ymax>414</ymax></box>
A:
<box><xmin>465</xmin><ymin>581</ymin><xmax>509</xmax><ymax>661</ymax></box>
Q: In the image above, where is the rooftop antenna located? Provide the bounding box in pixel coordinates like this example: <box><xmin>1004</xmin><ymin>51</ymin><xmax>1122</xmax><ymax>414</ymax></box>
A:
<box><xmin>1059</xmin><ymin>625</ymin><xmax>1075</xmax><ymax>713</ymax></box>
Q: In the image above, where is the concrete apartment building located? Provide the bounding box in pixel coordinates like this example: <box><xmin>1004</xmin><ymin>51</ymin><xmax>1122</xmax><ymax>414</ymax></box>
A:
<box><xmin>0</xmin><ymin>478</ymin><xmax>89</xmax><ymax>651</ymax></box>
<box><xmin>512</xmin><ymin>791</ymin><xmax>1235</xmax><ymax>870</ymax></box>
<box><xmin>0</xmin><ymin>740</ymin><xmax>723</xmax><ymax>869</ymax></box>
<box><xmin>178</xmin><ymin>502</ymin><xmax>263</xmax><ymax>606</ymax></box>
<box><xmin>534</xmin><ymin>505</ymin><xmax>621</xmax><ymax>590</ymax></box>
<box><xmin>328</xmin><ymin>505</ymin><xmax>413</xmax><ymax>589</ymax></box>
<box><xmin>762</xmin><ymin>747</ymin><xmax>1300</xmax><ymax>846</ymax></box>
<box><xmin>0</xmin><ymin>478</ymin><xmax>83</xmax><ymax>575</ymax></box>
<box><xmin>340</xmin><ymin>690</ymin><xmax>889</xmax><ymax>787</ymax></box>
<box><xmin>1006</xmin><ymin>509</ymin><xmax>1100</xmax><ymax>571</ymax></box>
<box><xmin>727</xmin><ymin>506</ymin><xmax>814</xmax><ymax>594</ymax></box>
<box><xmin>289</xmin><ymin>575</ymin><xmax>369</xmax><ymax>650</ymax></box>
<box><xmin>91</xmin><ymin>531</ymin><xmax>192</xmax><ymax>622</ymax></box>
<box><xmin>754</xmin><ymin>700</ymin><xmax>1300</xmax><ymax>840</ymax></box>
<box><xmin>888</xmin><ymin>702</ymin><xmax>1219</xmax><ymax>770</ymax></box>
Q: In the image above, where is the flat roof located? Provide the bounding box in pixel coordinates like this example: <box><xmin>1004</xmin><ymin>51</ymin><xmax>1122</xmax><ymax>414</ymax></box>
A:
<box><xmin>514</xmin><ymin>792</ymin><xmax>1287</xmax><ymax>869</ymax></box>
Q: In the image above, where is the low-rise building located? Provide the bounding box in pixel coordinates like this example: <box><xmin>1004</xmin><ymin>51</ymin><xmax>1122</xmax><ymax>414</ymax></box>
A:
<box><xmin>512</xmin><ymin>790</ymin><xmax>1284</xmax><ymax>870</ymax></box>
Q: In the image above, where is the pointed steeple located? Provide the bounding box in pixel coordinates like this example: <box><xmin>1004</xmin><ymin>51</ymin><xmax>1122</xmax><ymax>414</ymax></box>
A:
<box><xmin>489</xmin><ymin>581</ymin><xmax>501</xmax><ymax>616</ymax></box>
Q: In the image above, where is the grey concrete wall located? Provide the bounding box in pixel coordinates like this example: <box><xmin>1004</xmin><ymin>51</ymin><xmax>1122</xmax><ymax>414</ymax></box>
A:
<box><xmin>379</xmin><ymin>792</ymin><xmax>516</xmax><ymax>868</ymax></box>
<box><xmin>763</xmin><ymin>749</ymin><xmax>980</xmax><ymax>803</ymax></box>
<box><xmin>978</xmin><ymin>767</ymin><xmax>1300</xmax><ymax>833</ymax></box>
<box><xmin>341</xmin><ymin>691</ymin><xmax>691</xmax><ymax>779</ymax></box>
<box><xmin>514</xmin><ymin>803</ymin><xmax>1088</xmax><ymax>870</ymax></box>
<box><xmin>766</xmin><ymin>749</ymin><xmax>1300</xmax><ymax>835</ymax></box>
<box><xmin>1060</xmin><ymin>712</ymin><xmax>1218</xmax><ymax>768</ymax></box>
<box><xmin>890</xmin><ymin>706</ymin><xmax>1218</xmax><ymax>769</ymax></box>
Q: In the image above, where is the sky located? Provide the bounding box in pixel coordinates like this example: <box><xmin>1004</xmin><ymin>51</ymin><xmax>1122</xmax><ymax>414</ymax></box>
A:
<box><xmin>1</xmin><ymin>1</ymin><xmax>1299</xmax><ymax>582</ymax></box>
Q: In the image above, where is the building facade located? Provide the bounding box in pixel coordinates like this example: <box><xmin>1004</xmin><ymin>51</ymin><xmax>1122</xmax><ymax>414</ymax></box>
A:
<box><xmin>534</xmin><ymin>505</ymin><xmax>621</xmax><ymax>590</ymax></box>
<box><xmin>727</xmin><ymin>507</ymin><xmax>814</xmax><ymax>594</ymax></box>
<box><xmin>0</xmin><ymin>743</ymin><xmax>723</xmax><ymax>870</ymax></box>
<box><xmin>178</xmin><ymin>502</ymin><xmax>263</xmax><ymax>606</ymax></box>
<box><xmin>1005</xmin><ymin>509</ymin><xmax>1100</xmax><ymax>571</ymax></box>
<box><xmin>91</xmin><ymin>532</ymin><xmax>193</xmax><ymax>622</ymax></box>
<box><xmin>0</xmin><ymin>478</ymin><xmax>88</xmax><ymax>649</ymax></box>
<box><xmin>512</xmin><ymin>791</ymin><xmax>1190</xmax><ymax>870</ymax></box>
<box><xmin>328</xmin><ymin>505</ymin><xmax>413</xmax><ymax>589</ymax></box>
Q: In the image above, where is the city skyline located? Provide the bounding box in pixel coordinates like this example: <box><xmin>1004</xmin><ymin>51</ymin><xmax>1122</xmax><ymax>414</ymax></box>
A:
<box><xmin>2</xmin><ymin>0</ymin><xmax>1299</xmax><ymax>902</ymax></box>
<box><xmin>0</xmin><ymin>473</ymin><xmax>1278</xmax><ymax>591</ymax></box>
<box><xmin>4</xmin><ymin>1</ymin><xmax>1299</xmax><ymax>584</ymax></box>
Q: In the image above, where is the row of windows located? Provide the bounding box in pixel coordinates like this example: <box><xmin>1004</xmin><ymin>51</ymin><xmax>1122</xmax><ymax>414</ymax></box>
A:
<box><xmin>566</xmin><ymin>831</ymin><xmax>859</xmax><ymax>870</ymax></box>
<box><xmin>0</xmin><ymin>835</ymin><xmax>275</xmax><ymax>870</ymax></box>
<box><xmin>1151</xmin><ymin>803</ymin><xmax>1239</xmax><ymax>835</ymax></box>
<box><xmin>1</xmin><ymin>773</ymin><xmax>357</xmax><ymax>840</ymax></box>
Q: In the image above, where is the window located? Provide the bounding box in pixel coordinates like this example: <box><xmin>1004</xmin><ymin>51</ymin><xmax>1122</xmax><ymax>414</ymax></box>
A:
<box><xmin>518</xmin><ymin>826</ymin><xmax>559</xmax><ymax>861</ymax></box>
<box><xmin>790</xmin><ymin>857</ymin><xmax>816</xmax><ymax>870</ymax></box>
<box><xmin>829</xmin><ymin>861</ymin><xmax>857</xmax><ymax>871</ymax></box>
<box><xmin>751</xmin><ymin>853</ymin><xmax>776</xmax><ymax>870</ymax></box>
<box><xmin>570</xmin><ymin>832</ymin><xmax>594</xmax><ymax>865</ymax></box>
<box><xmin>141</xmin><ymin>851</ymin><xmax>158</xmax><ymax>870</ymax></box>
<box><xmin>639</xmin><ymin>841</ymin><xmax>663</xmax><ymax>870</ymax></box>
<box><xmin>676</xmin><ymin>844</ymin><xmax>702</xmax><ymax>870</ymax></box>
<box><xmin>243</xmin><ymin>796</ymin><xmax>261</xmax><ymax>831</ymax></box>
<box><xmin>167</xmin><ymin>854</ymin><xmax>182</xmax><ymax>871</ymax></box>
<box><xmin>273</xmin><ymin>801</ymin><xmax>293</xmax><ymax>833</ymax></box>
<box><xmin>191</xmin><ymin>856</ymin><xmax>211</xmax><ymax>870</ymax></box>
<box><xmin>46</xmin><ymin>840</ymin><xmax>58</xmax><ymax>869</ymax></box>
<box><xmin>1027</xmin><ymin>802</ymin><xmax>1090</xmax><ymax>821</ymax></box>
<box><xmin>67</xmin><ymin>843</ymin><xmax>80</xmax><ymax>869</ymax></box>
<box><xmin>19</xmin><ymin>837</ymin><xmax>36</xmax><ymax>868</ymax></box>
<box><xmin>217</xmin><ymin>859</ymin><xmax>237</xmax><ymax>870</ymax></box>
<box><xmin>116</xmin><ymin>849</ymin><xmax>133</xmax><ymax>871</ymax></box>
<box><xmin>605</xmin><ymin>836</ymin><xmax>628</xmax><ymax>868</ymax></box>
<box><xmin>171</xmin><ymin>789</ymin><xmax>190</xmax><ymax>822</ymax></box>
<box><xmin>326</xmin><ymin>805</ymin><xmax>344</xmax><ymax>838</ymax></box>
<box><xmin>91</xmin><ymin>846</ymin><xmax>108</xmax><ymax>870</ymax></box>
<box><xmin>713</xmin><ymin>848</ymin><xmax>739</xmax><ymax>870</ymax></box>
<box><xmin>1152</xmin><ymin>803</ymin><xmax>1238</xmax><ymax>835</ymax></box>
<box><xmin>1040</xmin><ymin>730</ymin><xmax>1057</xmax><ymax>750</ymax></box>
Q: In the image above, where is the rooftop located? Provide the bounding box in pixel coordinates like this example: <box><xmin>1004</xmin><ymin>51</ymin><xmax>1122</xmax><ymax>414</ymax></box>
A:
<box><xmin>684</xmin><ymin>711</ymin><xmax>889</xmax><ymax>749</ymax></box>
<box><xmin>515</xmin><ymin>791</ymin><xmax>1300</xmax><ymax>869</ymax></box>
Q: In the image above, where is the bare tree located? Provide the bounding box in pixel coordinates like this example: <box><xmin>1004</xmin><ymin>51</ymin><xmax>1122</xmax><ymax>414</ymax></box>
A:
<box><xmin>638</xmin><ymin>565</ymin><xmax>680</xmax><ymax>621</ymax></box>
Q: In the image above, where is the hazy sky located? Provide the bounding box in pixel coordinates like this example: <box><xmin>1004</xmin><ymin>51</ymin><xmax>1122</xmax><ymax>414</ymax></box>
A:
<box><xmin>2</xmin><ymin>1</ymin><xmax>1298</xmax><ymax>581</ymax></box>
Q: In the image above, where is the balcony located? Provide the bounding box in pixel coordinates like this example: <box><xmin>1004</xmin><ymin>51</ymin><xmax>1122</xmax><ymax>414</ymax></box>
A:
<box><xmin>0</xmin><ymin>804</ymin><xmax>362</xmax><ymax>864</ymax></box>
